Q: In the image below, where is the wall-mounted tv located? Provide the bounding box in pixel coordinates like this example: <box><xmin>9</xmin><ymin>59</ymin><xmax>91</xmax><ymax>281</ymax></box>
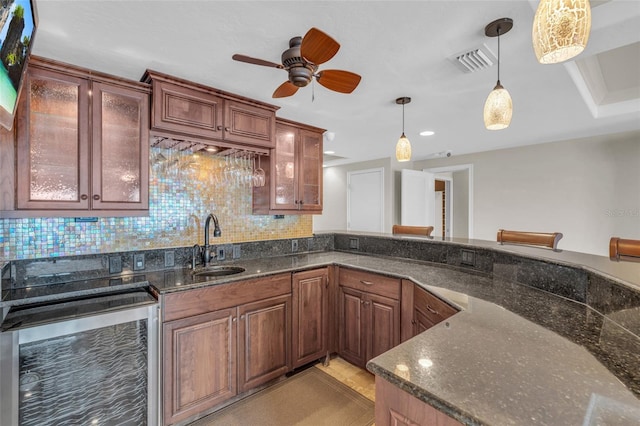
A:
<box><xmin>0</xmin><ymin>0</ymin><xmax>37</xmax><ymax>131</ymax></box>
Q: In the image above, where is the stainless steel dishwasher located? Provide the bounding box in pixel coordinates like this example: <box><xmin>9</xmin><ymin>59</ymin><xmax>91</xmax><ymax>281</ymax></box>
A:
<box><xmin>0</xmin><ymin>288</ymin><xmax>159</xmax><ymax>426</ymax></box>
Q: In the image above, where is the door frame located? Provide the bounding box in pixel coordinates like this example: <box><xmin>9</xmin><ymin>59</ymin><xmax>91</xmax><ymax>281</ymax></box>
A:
<box><xmin>347</xmin><ymin>167</ymin><xmax>384</xmax><ymax>232</ymax></box>
<box><xmin>423</xmin><ymin>164</ymin><xmax>474</xmax><ymax>239</ymax></box>
<box><xmin>434</xmin><ymin>176</ymin><xmax>453</xmax><ymax>238</ymax></box>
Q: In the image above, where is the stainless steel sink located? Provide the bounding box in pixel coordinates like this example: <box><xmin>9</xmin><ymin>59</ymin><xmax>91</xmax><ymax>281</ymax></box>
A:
<box><xmin>193</xmin><ymin>266</ymin><xmax>246</xmax><ymax>277</ymax></box>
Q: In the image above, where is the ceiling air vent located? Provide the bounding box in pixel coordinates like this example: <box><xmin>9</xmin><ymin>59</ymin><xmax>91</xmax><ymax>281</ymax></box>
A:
<box><xmin>450</xmin><ymin>43</ymin><xmax>497</xmax><ymax>73</ymax></box>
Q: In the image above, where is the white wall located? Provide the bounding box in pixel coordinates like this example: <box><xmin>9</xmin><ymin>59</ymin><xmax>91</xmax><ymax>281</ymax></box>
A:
<box><xmin>314</xmin><ymin>158</ymin><xmax>397</xmax><ymax>232</ymax></box>
<box><xmin>317</xmin><ymin>131</ymin><xmax>639</xmax><ymax>256</ymax></box>
<box><xmin>415</xmin><ymin>131</ymin><xmax>640</xmax><ymax>256</ymax></box>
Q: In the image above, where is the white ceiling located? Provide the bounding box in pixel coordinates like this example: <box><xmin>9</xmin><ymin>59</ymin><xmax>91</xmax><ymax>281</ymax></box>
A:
<box><xmin>31</xmin><ymin>0</ymin><xmax>640</xmax><ymax>166</ymax></box>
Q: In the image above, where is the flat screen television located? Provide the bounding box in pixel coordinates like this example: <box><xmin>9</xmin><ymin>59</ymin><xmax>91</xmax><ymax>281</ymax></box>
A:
<box><xmin>0</xmin><ymin>0</ymin><xmax>37</xmax><ymax>131</ymax></box>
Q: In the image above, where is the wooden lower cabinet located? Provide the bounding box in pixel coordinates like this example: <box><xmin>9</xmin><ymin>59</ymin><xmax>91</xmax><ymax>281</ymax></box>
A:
<box><xmin>375</xmin><ymin>376</ymin><xmax>463</xmax><ymax>426</ymax></box>
<box><xmin>412</xmin><ymin>284</ymin><xmax>458</xmax><ymax>337</ymax></box>
<box><xmin>163</xmin><ymin>309</ymin><xmax>236</xmax><ymax>425</ymax></box>
<box><xmin>292</xmin><ymin>268</ymin><xmax>329</xmax><ymax>368</ymax></box>
<box><xmin>238</xmin><ymin>294</ymin><xmax>291</xmax><ymax>392</ymax></box>
<box><xmin>161</xmin><ymin>274</ymin><xmax>292</xmax><ymax>425</ymax></box>
<box><xmin>338</xmin><ymin>268</ymin><xmax>401</xmax><ymax>368</ymax></box>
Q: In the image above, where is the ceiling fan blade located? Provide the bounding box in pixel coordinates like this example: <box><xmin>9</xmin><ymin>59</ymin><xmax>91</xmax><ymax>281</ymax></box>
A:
<box><xmin>273</xmin><ymin>81</ymin><xmax>299</xmax><ymax>98</ymax></box>
<box><xmin>300</xmin><ymin>27</ymin><xmax>340</xmax><ymax>65</ymax></box>
<box><xmin>316</xmin><ymin>70</ymin><xmax>362</xmax><ymax>94</ymax></box>
<box><xmin>232</xmin><ymin>54</ymin><xmax>284</xmax><ymax>69</ymax></box>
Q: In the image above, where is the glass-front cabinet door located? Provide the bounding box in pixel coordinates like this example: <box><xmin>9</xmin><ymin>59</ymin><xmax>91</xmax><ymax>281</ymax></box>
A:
<box><xmin>15</xmin><ymin>59</ymin><xmax>149</xmax><ymax>215</ymax></box>
<box><xmin>17</xmin><ymin>68</ymin><xmax>90</xmax><ymax>210</ymax></box>
<box><xmin>91</xmin><ymin>82</ymin><xmax>149</xmax><ymax>210</ymax></box>
<box><xmin>298</xmin><ymin>129</ymin><xmax>322</xmax><ymax>211</ymax></box>
<box><xmin>272</xmin><ymin>123</ymin><xmax>297</xmax><ymax>210</ymax></box>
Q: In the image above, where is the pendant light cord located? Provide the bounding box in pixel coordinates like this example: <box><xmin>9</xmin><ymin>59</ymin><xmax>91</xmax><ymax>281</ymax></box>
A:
<box><xmin>497</xmin><ymin>26</ymin><xmax>501</xmax><ymax>83</ymax></box>
<box><xmin>402</xmin><ymin>102</ymin><xmax>405</xmax><ymax>134</ymax></box>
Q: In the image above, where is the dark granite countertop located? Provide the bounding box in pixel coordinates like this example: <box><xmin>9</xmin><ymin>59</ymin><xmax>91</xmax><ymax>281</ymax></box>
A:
<box><xmin>2</xmin><ymin>235</ymin><xmax>639</xmax><ymax>425</ymax></box>
<box><xmin>152</xmin><ymin>250</ymin><xmax>640</xmax><ymax>424</ymax></box>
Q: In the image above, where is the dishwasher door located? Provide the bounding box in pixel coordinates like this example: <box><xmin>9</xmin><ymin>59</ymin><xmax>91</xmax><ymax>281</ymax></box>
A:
<box><xmin>0</xmin><ymin>292</ymin><xmax>159</xmax><ymax>426</ymax></box>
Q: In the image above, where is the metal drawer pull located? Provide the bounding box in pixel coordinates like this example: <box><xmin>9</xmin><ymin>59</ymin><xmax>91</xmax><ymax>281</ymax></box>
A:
<box><xmin>360</xmin><ymin>280</ymin><xmax>374</xmax><ymax>286</ymax></box>
<box><xmin>426</xmin><ymin>305</ymin><xmax>439</xmax><ymax>315</ymax></box>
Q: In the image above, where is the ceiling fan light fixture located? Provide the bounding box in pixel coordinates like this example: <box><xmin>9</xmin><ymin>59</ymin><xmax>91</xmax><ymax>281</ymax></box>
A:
<box><xmin>532</xmin><ymin>0</ymin><xmax>591</xmax><ymax>64</ymax></box>
<box><xmin>483</xmin><ymin>18</ymin><xmax>513</xmax><ymax>131</ymax></box>
<box><xmin>395</xmin><ymin>97</ymin><xmax>412</xmax><ymax>162</ymax></box>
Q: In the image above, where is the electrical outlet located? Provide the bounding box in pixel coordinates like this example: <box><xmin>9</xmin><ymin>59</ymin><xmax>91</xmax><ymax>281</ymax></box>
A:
<box><xmin>461</xmin><ymin>249</ymin><xmax>476</xmax><ymax>266</ymax></box>
<box><xmin>164</xmin><ymin>251</ymin><xmax>175</xmax><ymax>268</ymax></box>
<box><xmin>232</xmin><ymin>245</ymin><xmax>241</xmax><ymax>259</ymax></box>
<box><xmin>217</xmin><ymin>247</ymin><xmax>225</xmax><ymax>261</ymax></box>
<box><xmin>291</xmin><ymin>239</ymin><xmax>299</xmax><ymax>252</ymax></box>
<box><xmin>109</xmin><ymin>256</ymin><xmax>122</xmax><ymax>274</ymax></box>
<box><xmin>349</xmin><ymin>238</ymin><xmax>359</xmax><ymax>250</ymax></box>
<box><xmin>133</xmin><ymin>253</ymin><xmax>145</xmax><ymax>271</ymax></box>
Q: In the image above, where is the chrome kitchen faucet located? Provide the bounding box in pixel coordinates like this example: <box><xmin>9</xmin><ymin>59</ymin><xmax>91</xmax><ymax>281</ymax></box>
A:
<box><xmin>202</xmin><ymin>213</ymin><xmax>222</xmax><ymax>267</ymax></box>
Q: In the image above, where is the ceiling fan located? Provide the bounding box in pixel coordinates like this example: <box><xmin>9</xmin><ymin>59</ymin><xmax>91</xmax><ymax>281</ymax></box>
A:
<box><xmin>232</xmin><ymin>27</ymin><xmax>361</xmax><ymax>98</ymax></box>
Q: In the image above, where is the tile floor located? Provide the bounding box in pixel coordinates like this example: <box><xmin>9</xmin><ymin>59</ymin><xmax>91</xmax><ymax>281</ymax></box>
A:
<box><xmin>314</xmin><ymin>356</ymin><xmax>376</xmax><ymax>402</ymax></box>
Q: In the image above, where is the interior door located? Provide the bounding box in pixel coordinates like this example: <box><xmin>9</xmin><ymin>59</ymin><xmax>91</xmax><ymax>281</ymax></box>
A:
<box><xmin>400</xmin><ymin>169</ymin><xmax>435</xmax><ymax>227</ymax></box>
<box><xmin>347</xmin><ymin>168</ymin><xmax>384</xmax><ymax>232</ymax></box>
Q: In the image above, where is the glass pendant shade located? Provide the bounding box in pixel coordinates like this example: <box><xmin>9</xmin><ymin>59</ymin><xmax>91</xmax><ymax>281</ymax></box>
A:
<box><xmin>484</xmin><ymin>82</ymin><xmax>512</xmax><ymax>130</ymax></box>
<box><xmin>532</xmin><ymin>0</ymin><xmax>591</xmax><ymax>64</ymax></box>
<box><xmin>396</xmin><ymin>133</ymin><xmax>412</xmax><ymax>162</ymax></box>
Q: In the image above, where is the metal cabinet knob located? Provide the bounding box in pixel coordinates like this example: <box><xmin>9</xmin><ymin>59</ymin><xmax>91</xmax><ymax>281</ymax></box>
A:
<box><xmin>93</xmin><ymin>194</ymin><xmax>100</xmax><ymax>200</ymax></box>
<box><xmin>80</xmin><ymin>194</ymin><xmax>88</xmax><ymax>200</ymax></box>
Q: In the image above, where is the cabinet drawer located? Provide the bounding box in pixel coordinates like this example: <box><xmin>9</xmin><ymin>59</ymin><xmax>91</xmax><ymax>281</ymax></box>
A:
<box><xmin>414</xmin><ymin>285</ymin><xmax>457</xmax><ymax>325</ymax></box>
<box><xmin>163</xmin><ymin>273</ymin><xmax>291</xmax><ymax>322</ymax></box>
<box><xmin>338</xmin><ymin>268</ymin><xmax>400</xmax><ymax>300</ymax></box>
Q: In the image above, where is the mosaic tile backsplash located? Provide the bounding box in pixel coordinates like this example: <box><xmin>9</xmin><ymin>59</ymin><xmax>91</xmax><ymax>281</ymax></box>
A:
<box><xmin>0</xmin><ymin>147</ymin><xmax>312</xmax><ymax>261</ymax></box>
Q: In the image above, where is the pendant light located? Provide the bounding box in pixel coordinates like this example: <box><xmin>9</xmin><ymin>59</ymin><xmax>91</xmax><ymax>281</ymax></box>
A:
<box><xmin>395</xmin><ymin>97</ymin><xmax>412</xmax><ymax>162</ymax></box>
<box><xmin>483</xmin><ymin>18</ymin><xmax>513</xmax><ymax>131</ymax></box>
<box><xmin>532</xmin><ymin>0</ymin><xmax>591</xmax><ymax>64</ymax></box>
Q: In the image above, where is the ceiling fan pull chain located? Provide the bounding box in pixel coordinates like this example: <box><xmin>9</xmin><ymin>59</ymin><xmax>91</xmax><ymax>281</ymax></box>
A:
<box><xmin>312</xmin><ymin>79</ymin><xmax>315</xmax><ymax>102</ymax></box>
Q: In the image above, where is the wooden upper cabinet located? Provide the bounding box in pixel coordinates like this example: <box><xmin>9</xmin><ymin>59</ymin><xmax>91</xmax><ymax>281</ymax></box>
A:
<box><xmin>252</xmin><ymin>118</ymin><xmax>324</xmax><ymax>215</ymax></box>
<box><xmin>3</xmin><ymin>56</ymin><xmax>150</xmax><ymax>217</ymax></box>
<box><xmin>143</xmin><ymin>70</ymin><xmax>277</xmax><ymax>149</ymax></box>
<box><xmin>16</xmin><ymin>67</ymin><xmax>91</xmax><ymax>211</ymax></box>
<box><xmin>91</xmin><ymin>81</ymin><xmax>149</xmax><ymax>210</ymax></box>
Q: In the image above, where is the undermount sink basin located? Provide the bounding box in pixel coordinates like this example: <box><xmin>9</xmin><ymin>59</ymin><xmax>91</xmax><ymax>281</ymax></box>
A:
<box><xmin>193</xmin><ymin>266</ymin><xmax>246</xmax><ymax>277</ymax></box>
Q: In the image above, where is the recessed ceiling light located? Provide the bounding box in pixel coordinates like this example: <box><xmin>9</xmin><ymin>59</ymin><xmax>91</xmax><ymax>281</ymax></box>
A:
<box><xmin>324</xmin><ymin>150</ymin><xmax>335</xmax><ymax>154</ymax></box>
<box><xmin>420</xmin><ymin>130</ymin><xmax>435</xmax><ymax>136</ymax></box>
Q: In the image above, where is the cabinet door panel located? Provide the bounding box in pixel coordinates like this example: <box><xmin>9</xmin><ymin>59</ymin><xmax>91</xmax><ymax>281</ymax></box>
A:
<box><xmin>292</xmin><ymin>268</ymin><xmax>328</xmax><ymax>368</ymax></box>
<box><xmin>368</xmin><ymin>293</ymin><xmax>401</xmax><ymax>361</ymax></box>
<box><xmin>92</xmin><ymin>82</ymin><xmax>149</xmax><ymax>210</ymax></box>
<box><xmin>238</xmin><ymin>294</ymin><xmax>291</xmax><ymax>392</ymax></box>
<box><xmin>17</xmin><ymin>68</ymin><xmax>90</xmax><ymax>209</ymax></box>
<box><xmin>153</xmin><ymin>81</ymin><xmax>223</xmax><ymax>138</ymax></box>
<box><xmin>339</xmin><ymin>286</ymin><xmax>366</xmax><ymax>367</ymax></box>
<box><xmin>271</xmin><ymin>124</ymin><xmax>297</xmax><ymax>210</ymax></box>
<box><xmin>163</xmin><ymin>309</ymin><xmax>236</xmax><ymax>425</ymax></box>
<box><xmin>224</xmin><ymin>100</ymin><xmax>275</xmax><ymax>147</ymax></box>
<box><xmin>298</xmin><ymin>129</ymin><xmax>322</xmax><ymax>210</ymax></box>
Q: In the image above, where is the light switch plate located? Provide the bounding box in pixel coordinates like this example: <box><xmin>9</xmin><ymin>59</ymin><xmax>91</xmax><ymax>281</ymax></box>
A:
<box><xmin>232</xmin><ymin>245</ymin><xmax>241</xmax><ymax>259</ymax></box>
<box><xmin>164</xmin><ymin>251</ymin><xmax>175</xmax><ymax>268</ymax></box>
<box><xmin>217</xmin><ymin>247</ymin><xmax>225</xmax><ymax>261</ymax></box>
<box><xmin>291</xmin><ymin>239</ymin><xmax>299</xmax><ymax>252</ymax></box>
<box><xmin>109</xmin><ymin>256</ymin><xmax>122</xmax><ymax>274</ymax></box>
